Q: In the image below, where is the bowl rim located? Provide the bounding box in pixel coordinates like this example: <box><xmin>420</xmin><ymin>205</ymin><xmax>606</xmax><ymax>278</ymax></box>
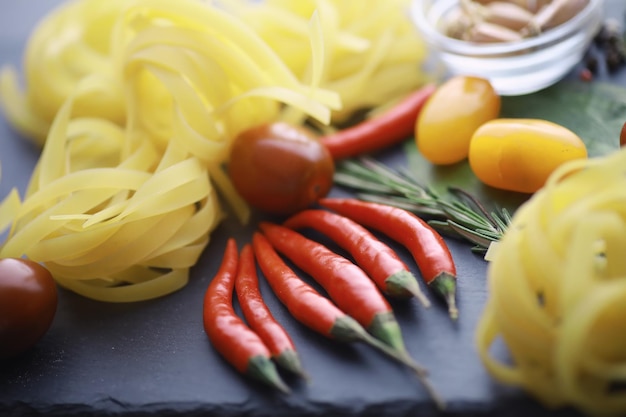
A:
<box><xmin>410</xmin><ymin>0</ymin><xmax>604</xmax><ymax>56</ymax></box>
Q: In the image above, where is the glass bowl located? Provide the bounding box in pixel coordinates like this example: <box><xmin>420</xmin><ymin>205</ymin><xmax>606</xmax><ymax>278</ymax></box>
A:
<box><xmin>410</xmin><ymin>0</ymin><xmax>605</xmax><ymax>95</ymax></box>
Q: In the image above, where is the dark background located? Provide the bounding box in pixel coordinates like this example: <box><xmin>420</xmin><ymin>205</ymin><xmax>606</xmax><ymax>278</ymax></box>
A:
<box><xmin>1</xmin><ymin>1</ymin><xmax>625</xmax><ymax>416</ymax></box>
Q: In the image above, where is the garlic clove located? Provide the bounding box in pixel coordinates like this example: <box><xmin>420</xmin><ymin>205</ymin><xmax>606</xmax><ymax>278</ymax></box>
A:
<box><xmin>533</xmin><ymin>0</ymin><xmax>589</xmax><ymax>30</ymax></box>
<box><xmin>442</xmin><ymin>0</ymin><xmax>588</xmax><ymax>43</ymax></box>
<box><xmin>443</xmin><ymin>7</ymin><xmax>475</xmax><ymax>39</ymax></box>
<box><xmin>471</xmin><ymin>0</ymin><xmax>550</xmax><ymax>13</ymax></box>
<box><xmin>465</xmin><ymin>21</ymin><xmax>525</xmax><ymax>43</ymax></box>
<box><xmin>483</xmin><ymin>2</ymin><xmax>536</xmax><ymax>31</ymax></box>
<box><xmin>459</xmin><ymin>0</ymin><xmax>487</xmax><ymax>22</ymax></box>
<box><xmin>522</xmin><ymin>0</ymin><xmax>552</xmax><ymax>13</ymax></box>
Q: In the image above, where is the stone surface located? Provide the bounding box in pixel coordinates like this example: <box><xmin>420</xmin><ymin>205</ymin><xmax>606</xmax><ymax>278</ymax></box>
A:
<box><xmin>0</xmin><ymin>1</ymin><xmax>624</xmax><ymax>416</ymax></box>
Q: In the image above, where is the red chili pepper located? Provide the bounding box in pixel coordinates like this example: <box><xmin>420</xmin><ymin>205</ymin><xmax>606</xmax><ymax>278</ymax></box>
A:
<box><xmin>202</xmin><ymin>238</ymin><xmax>289</xmax><ymax>393</ymax></box>
<box><xmin>282</xmin><ymin>209</ymin><xmax>430</xmax><ymax>307</ymax></box>
<box><xmin>320</xmin><ymin>84</ymin><xmax>437</xmax><ymax>160</ymax></box>
<box><xmin>318</xmin><ymin>198</ymin><xmax>459</xmax><ymax>320</ymax></box>
<box><xmin>252</xmin><ymin>229</ymin><xmax>426</xmax><ymax>377</ymax></box>
<box><xmin>253</xmin><ymin>232</ymin><xmax>364</xmax><ymax>341</ymax></box>
<box><xmin>235</xmin><ymin>243</ymin><xmax>308</xmax><ymax>379</ymax></box>
<box><xmin>258</xmin><ymin>222</ymin><xmax>407</xmax><ymax>353</ymax></box>
<box><xmin>252</xmin><ymin>231</ymin><xmax>444</xmax><ymax>409</ymax></box>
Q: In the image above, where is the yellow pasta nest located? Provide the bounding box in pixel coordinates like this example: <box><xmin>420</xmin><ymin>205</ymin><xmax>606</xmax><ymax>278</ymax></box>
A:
<box><xmin>477</xmin><ymin>147</ymin><xmax>626</xmax><ymax>416</ymax></box>
<box><xmin>0</xmin><ymin>0</ymin><xmax>427</xmax><ymax>145</ymax></box>
<box><xmin>0</xmin><ymin>0</ymin><xmax>343</xmax><ymax>302</ymax></box>
<box><xmin>218</xmin><ymin>0</ymin><xmax>429</xmax><ymax>125</ymax></box>
<box><xmin>0</xmin><ymin>0</ymin><xmax>429</xmax><ymax>302</ymax></box>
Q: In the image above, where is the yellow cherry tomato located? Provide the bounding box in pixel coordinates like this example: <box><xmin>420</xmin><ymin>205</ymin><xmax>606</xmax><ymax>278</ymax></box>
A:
<box><xmin>415</xmin><ymin>76</ymin><xmax>500</xmax><ymax>165</ymax></box>
<box><xmin>468</xmin><ymin>119</ymin><xmax>588</xmax><ymax>194</ymax></box>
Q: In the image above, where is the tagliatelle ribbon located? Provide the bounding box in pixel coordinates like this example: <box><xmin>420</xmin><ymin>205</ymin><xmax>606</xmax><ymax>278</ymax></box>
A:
<box><xmin>476</xmin><ymin>148</ymin><xmax>626</xmax><ymax>416</ymax></box>
<box><xmin>0</xmin><ymin>0</ymin><xmax>341</xmax><ymax>302</ymax></box>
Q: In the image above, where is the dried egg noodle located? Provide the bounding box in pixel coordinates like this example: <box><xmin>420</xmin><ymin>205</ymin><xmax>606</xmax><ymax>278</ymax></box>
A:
<box><xmin>0</xmin><ymin>0</ymin><xmax>343</xmax><ymax>302</ymax></box>
<box><xmin>477</xmin><ymin>148</ymin><xmax>626</xmax><ymax>416</ymax></box>
<box><xmin>217</xmin><ymin>0</ymin><xmax>429</xmax><ymax>126</ymax></box>
<box><xmin>0</xmin><ymin>0</ymin><xmax>128</xmax><ymax>145</ymax></box>
<box><xmin>0</xmin><ymin>0</ymin><xmax>428</xmax><ymax>144</ymax></box>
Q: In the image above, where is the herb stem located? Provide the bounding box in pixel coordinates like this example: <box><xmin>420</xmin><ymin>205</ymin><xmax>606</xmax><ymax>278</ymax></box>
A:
<box><xmin>333</xmin><ymin>157</ymin><xmax>511</xmax><ymax>254</ymax></box>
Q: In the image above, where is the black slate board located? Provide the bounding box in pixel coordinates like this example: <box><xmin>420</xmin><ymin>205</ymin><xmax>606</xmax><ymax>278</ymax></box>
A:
<box><xmin>0</xmin><ymin>1</ymin><xmax>625</xmax><ymax>416</ymax></box>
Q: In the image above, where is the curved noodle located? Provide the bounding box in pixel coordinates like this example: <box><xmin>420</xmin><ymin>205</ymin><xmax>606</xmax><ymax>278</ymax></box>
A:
<box><xmin>0</xmin><ymin>0</ymin><xmax>127</xmax><ymax>144</ymax></box>
<box><xmin>201</xmin><ymin>0</ymin><xmax>429</xmax><ymax>125</ymax></box>
<box><xmin>0</xmin><ymin>0</ymin><xmax>339</xmax><ymax>302</ymax></box>
<box><xmin>476</xmin><ymin>148</ymin><xmax>626</xmax><ymax>416</ymax></box>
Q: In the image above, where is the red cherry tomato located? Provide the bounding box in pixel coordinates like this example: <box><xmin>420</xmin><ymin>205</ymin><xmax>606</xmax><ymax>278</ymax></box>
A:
<box><xmin>228</xmin><ymin>122</ymin><xmax>335</xmax><ymax>215</ymax></box>
<box><xmin>620</xmin><ymin>121</ymin><xmax>626</xmax><ymax>147</ymax></box>
<box><xmin>0</xmin><ymin>258</ymin><xmax>58</xmax><ymax>359</ymax></box>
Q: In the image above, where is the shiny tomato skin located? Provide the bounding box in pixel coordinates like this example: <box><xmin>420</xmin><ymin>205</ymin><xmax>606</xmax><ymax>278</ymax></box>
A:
<box><xmin>0</xmin><ymin>258</ymin><xmax>58</xmax><ymax>359</ymax></box>
<box><xmin>229</xmin><ymin>122</ymin><xmax>335</xmax><ymax>215</ymax></box>
<box><xmin>416</xmin><ymin>76</ymin><xmax>500</xmax><ymax>165</ymax></box>
<box><xmin>468</xmin><ymin>119</ymin><xmax>588</xmax><ymax>193</ymax></box>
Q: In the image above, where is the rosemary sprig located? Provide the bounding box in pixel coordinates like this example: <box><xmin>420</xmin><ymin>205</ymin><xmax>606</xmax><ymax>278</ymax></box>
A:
<box><xmin>333</xmin><ymin>157</ymin><xmax>512</xmax><ymax>254</ymax></box>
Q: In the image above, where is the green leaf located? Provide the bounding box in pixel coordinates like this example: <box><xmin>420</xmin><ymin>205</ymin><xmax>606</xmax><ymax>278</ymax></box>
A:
<box><xmin>406</xmin><ymin>80</ymin><xmax>626</xmax><ymax>215</ymax></box>
<box><xmin>500</xmin><ymin>81</ymin><xmax>624</xmax><ymax>157</ymax></box>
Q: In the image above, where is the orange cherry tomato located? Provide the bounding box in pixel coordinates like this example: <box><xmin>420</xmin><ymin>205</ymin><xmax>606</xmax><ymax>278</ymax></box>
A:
<box><xmin>468</xmin><ymin>119</ymin><xmax>588</xmax><ymax>194</ymax></box>
<box><xmin>0</xmin><ymin>258</ymin><xmax>58</xmax><ymax>359</ymax></box>
<box><xmin>415</xmin><ymin>76</ymin><xmax>500</xmax><ymax>165</ymax></box>
<box><xmin>229</xmin><ymin>122</ymin><xmax>335</xmax><ymax>215</ymax></box>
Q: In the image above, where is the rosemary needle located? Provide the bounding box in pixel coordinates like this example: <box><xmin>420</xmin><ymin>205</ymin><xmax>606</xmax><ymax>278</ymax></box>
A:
<box><xmin>333</xmin><ymin>157</ymin><xmax>512</xmax><ymax>254</ymax></box>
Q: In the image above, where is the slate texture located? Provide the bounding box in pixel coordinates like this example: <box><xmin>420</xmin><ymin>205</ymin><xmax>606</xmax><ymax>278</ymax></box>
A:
<box><xmin>0</xmin><ymin>1</ymin><xmax>624</xmax><ymax>416</ymax></box>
